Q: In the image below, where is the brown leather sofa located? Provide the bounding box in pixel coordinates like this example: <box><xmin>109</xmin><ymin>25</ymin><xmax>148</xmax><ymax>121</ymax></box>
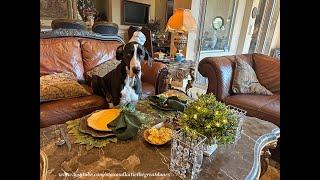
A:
<box><xmin>40</xmin><ymin>29</ymin><xmax>168</xmax><ymax>128</ymax></box>
<box><xmin>198</xmin><ymin>53</ymin><xmax>280</xmax><ymax>127</ymax></box>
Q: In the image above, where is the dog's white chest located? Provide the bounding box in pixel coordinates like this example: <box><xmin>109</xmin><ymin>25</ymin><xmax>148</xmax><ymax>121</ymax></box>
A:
<box><xmin>120</xmin><ymin>75</ymin><xmax>139</xmax><ymax>105</ymax></box>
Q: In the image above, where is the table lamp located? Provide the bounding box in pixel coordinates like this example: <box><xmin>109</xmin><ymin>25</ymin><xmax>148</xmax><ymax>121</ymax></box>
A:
<box><xmin>166</xmin><ymin>8</ymin><xmax>196</xmax><ymax>60</ymax></box>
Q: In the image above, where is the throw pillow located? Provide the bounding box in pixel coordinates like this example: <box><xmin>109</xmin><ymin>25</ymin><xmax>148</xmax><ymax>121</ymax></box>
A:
<box><xmin>86</xmin><ymin>58</ymin><xmax>121</xmax><ymax>77</ymax></box>
<box><xmin>232</xmin><ymin>59</ymin><xmax>273</xmax><ymax>95</ymax></box>
<box><xmin>253</xmin><ymin>54</ymin><xmax>280</xmax><ymax>93</ymax></box>
<box><xmin>40</xmin><ymin>72</ymin><xmax>91</xmax><ymax>102</ymax></box>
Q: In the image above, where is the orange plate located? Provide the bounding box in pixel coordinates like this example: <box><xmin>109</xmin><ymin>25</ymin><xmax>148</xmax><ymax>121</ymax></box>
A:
<box><xmin>87</xmin><ymin>109</ymin><xmax>121</xmax><ymax>131</ymax></box>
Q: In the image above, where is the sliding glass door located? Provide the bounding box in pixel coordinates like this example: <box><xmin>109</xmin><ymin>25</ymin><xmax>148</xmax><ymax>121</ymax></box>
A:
<box><xmin>195</xmin><ymin>0</ymin><xmax>239</xmax><ymax>85</ymax></box>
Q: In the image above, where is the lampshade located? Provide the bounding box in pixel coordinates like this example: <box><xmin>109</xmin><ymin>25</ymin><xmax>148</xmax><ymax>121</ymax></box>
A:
<box><xmin>166</xmin><ymin>8</ymin><xmax>196</xmax><ymax>33</ymax></box>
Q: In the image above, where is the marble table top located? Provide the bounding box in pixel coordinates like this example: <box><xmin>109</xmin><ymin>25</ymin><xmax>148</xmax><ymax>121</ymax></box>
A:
<box><xmin>40</xmin><ymin>96</ymin><xmax>279</xmax><ymax>180</ymax></box>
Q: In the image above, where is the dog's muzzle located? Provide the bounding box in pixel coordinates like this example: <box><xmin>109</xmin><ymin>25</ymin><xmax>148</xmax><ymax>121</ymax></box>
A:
<box><xmin>132</xmin><ymin>66</ymin><xmax>141</xmax><ymax>74</ymax></box>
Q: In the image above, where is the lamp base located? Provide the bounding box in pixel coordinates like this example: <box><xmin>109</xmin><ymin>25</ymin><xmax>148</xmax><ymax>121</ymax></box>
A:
<box><xmin>174</xmin><ymin>33</ymin><xmax>187</xmax><ymax>53</ymax></box>
<box><xmin>175</xmin><ymin>50</ymin><xmax>184</xmax><ymax>63</ymax></box>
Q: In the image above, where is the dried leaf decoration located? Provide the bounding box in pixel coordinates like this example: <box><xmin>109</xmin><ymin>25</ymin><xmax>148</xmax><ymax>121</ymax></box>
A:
<box><xmin>66</xmin><ymin>113</ymin><xmax>117</xmax><ymax>150</ymax></box>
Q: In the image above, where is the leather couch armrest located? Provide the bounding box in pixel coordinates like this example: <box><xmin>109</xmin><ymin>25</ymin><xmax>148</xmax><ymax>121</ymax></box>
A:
<box><xmin>142</xmin><ymin>61</ymin><xmax>169</xmax><ymax>94</ymax></box>
<box><xmin>198</xmin><ymin>57</ymin><xmax>234</xmax><ymax>101</ymax></box>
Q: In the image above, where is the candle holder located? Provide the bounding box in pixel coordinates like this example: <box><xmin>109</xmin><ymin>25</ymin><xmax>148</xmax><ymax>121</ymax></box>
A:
<box><xmin>169</xmin><ymin>129</ymin><xmax>207</xmax><ymax>179</ymax></box>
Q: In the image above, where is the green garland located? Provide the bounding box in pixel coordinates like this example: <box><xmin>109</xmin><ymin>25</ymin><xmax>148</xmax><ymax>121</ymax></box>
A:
<box><xmin>179</xmin><ymin>93</ymin><xmax>239</xmax><ymax>145</ymax></box>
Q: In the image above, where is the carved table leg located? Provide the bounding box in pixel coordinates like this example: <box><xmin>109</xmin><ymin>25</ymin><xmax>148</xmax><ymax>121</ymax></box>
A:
<box><xmin>185</xmin><ymin>68</ymin><xmax>195</xmax><ymax>97</ymax></box>
<box><xmin>260</xmin><ymin>141</ymin><xmax>278</xmax><ymax>177</ymax></box>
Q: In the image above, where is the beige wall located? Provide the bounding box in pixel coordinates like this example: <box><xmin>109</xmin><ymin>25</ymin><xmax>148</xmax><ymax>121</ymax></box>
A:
<box><xmin>155</xmin><ymin>0</ymin><xmax>168</xmax><ymax>30</ymax></box>
<box><xmin>185</xmin><ymin>0</ymin><xmax>201</xmax><ymax>60</ymax></box>
<box><xmin>174</xmin><ymin>0</ymin><xmax>192</xmax><ymax>9</ymax></box>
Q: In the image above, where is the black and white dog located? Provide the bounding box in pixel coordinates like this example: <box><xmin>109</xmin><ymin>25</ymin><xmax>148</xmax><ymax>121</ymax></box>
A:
<box><xmin>91</xmin><ymin>38</ymin><xmax>152</xmax><ymax>106</ymax></box>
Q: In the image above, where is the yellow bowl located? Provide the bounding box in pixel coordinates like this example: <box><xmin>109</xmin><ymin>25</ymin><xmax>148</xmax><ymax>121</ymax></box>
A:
<box><xmin>144</xmin><ymin>123</ymin><xmax>173</xmax><ymax>145</ymax></box>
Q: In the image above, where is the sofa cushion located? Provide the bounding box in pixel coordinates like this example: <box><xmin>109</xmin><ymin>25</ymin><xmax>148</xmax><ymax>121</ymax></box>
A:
<box><xmin>40</xmin><ymin>37</ymin><xmax>85</xmax><ymax>81</ymax></box>
<box><xmin>232</xmin><ymin>59</ymin><xmax>273</xmax><ymax>95</ymax></box>
<box><xmin>40</xmin><ymin>72</ymin><xmax>91</xmax><ymax>102</ymax></box>
<box><xmin>80</xmin><ymin>39</ymin><xmax>122</xmax><ymax>72</ymax></box>
<box><xmin>223</xmin><ymin>94</ymin><xmax>280</xmax><ymax>126</ymax></box>
<box><xmin>253</xmin><ymin>54</ymin><xmax>280</xmax><ymax>93</ymax></box>
<box><xmin>40</xmin><ymin>95</ymin><xmax>107</xmax><ymax>128</ymax></box>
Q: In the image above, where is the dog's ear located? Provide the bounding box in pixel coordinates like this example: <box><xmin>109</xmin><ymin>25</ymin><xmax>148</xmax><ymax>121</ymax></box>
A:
<box><xmin>116</xmin><ymin>44</ymin><xmax>124</xmax><ymax>60</ymax></box>
<box><xmin>144</xmin><ymin>49</ymin><xmax>152</xmax><ymax>67</ymax></box>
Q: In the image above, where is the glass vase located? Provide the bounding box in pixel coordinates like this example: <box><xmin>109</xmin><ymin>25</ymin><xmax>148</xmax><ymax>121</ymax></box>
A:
<box><xmin>227</xmin><ymin>105</ymin><xmax>247</xmax><ymax>144</ymax></box>
<box><xmin>169</xmin><ymin>129</ymin><xmax>207</xmax><ymax>179</ymax></box>
<box><xmin>203</xmin><ymin>139</ymin><xmax>218</xmax><ymax>156</ymax></box>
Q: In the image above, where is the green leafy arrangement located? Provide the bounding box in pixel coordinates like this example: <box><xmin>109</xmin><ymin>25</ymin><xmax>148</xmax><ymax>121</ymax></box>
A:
<box><xmin>179</xmin><ymin>93</ymin><xmax>239</xmax><ymax>145</ymax></box>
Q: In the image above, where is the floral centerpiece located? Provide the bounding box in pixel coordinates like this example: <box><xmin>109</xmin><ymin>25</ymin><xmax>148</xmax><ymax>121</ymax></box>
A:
<box><xmin>179</xmin><ymin>93</ymin><xmax>240</xmax><ymax>145</ymax></box>
<box><xmin>77</xmin><ymin>0</ymin><xmax>97</xmax><ymax>22</ymax></box>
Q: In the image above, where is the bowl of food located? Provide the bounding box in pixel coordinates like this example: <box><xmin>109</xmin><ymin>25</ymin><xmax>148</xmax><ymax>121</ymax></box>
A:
<box><xmin>144</xmin><ymin>122</ymin><xmax>173</xmax><ymax>145</ymax></box>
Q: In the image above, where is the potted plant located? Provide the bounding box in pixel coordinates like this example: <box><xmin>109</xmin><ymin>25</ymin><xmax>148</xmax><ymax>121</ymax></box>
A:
<box><xmin>179</xmin><ymin>93</ymin><xmax>243</xmax><ymax>156</ymax></box>
<box><xmin>145</xmin><ymin>19</ymin><xmax>161</xmax><ymax>37</ymax></box>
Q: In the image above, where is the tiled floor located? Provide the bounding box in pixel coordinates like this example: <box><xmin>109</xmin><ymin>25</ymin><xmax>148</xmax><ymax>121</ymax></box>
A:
<box><xmin>190</xmin><ymin>85</ymin><xmax>280</xmax><ymax>180</ymax></box>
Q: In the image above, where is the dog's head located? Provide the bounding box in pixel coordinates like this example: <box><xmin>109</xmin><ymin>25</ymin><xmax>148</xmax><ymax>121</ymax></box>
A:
<box><xmin>116</xmin><ymin>41</ymin><xmax>152</xmax><ymax>78</ymax></box>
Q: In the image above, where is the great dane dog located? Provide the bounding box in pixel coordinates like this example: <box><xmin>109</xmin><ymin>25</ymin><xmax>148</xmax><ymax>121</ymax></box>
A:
<box><xmin>91</xmin><ymin>32</ymin><xmax>152</xmax><ymax>106</ymax></box>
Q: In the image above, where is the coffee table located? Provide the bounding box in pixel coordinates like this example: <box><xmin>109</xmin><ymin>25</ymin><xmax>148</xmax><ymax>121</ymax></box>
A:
<box><xmin>40</xmin><ymin>92</ymin><xmax>279</xmax><ymax>180</ymax></box>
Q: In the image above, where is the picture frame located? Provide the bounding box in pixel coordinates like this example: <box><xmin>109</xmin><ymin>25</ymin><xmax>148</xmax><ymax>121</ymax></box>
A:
<box><xmin>40</xmin><ymin>0</ymin><xmax>79</xmax><ymax>20</ymax></box>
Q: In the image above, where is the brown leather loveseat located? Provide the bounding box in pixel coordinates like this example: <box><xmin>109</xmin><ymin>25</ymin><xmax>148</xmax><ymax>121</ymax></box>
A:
<box><xmin>198</xmin><ymin>53</ymin><xmax>280</xmax><ymax>127</ymax></box>
<box><xmin>40</xmin><ymin>29</ymin><xmax>168</xmax><ymax>128</ymax></box>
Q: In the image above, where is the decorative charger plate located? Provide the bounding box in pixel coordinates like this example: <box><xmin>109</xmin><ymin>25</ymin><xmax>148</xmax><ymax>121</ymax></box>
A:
<box><xmin>79</xmin><ymin>116</ymin><xmax>116</xmax><ymax>138</ymax></box>
<box><xmin>87</xmin><ymin>109</ymin><xmax>121</xmax><ymax>131</ymax></box>
<box><xmin>162</xmin><ymin>90</ymin><xmax>190</xmax><ymax>101</ymax></box>
<box><xmin>149</xmin><ymin>101</ymin><xmax>176</xmax><ymax>111</ymax></box>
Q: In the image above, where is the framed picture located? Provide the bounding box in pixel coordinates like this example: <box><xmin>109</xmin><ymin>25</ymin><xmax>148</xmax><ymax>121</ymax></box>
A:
<box><xmin>40</xmin><ymin>0</ymin><xmax>79</xmax><ymax>20</ymax></box>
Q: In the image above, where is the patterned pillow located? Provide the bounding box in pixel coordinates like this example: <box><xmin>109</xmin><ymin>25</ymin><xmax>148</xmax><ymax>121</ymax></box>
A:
<box><xmin>86</xmin><ymin>58</ymin><xmax>121</xmax><ymax>77</ymax></box>
<box><xmin>232</xmin><ymin>59</ymin><xmax>273</xmax><ymax>95</ymax></box>
<box><xmin>40</xmin><ymin>72</ymin><xmax>91</xmax><ymax>102</ymax></box>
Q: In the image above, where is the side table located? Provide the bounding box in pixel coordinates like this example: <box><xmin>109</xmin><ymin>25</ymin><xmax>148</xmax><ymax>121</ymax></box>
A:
<box><xmin>160</xmin><ymin>60</ymin><xmax>196</xmax><ymax>97</ymax></box>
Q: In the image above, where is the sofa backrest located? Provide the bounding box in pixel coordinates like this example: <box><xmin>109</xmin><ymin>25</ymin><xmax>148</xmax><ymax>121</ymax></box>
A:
<box><xmin>40</xmin><ymin>37</ymin><xmax>85</xmax><ymax>80</ymax></box>
<box><xmin>40</xmin><ymin>29</ymin><xmax>124</xmax><ymax>83</ymax></box>
<box><xmin>198</xmin><ymin>53</ymin><xmax>279</xmax><ymax>101</ymax></box>
<box><xmin>79</xmin><ymin>39</ymin><xmax>122</xmax><ymax>72</ymax></box>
